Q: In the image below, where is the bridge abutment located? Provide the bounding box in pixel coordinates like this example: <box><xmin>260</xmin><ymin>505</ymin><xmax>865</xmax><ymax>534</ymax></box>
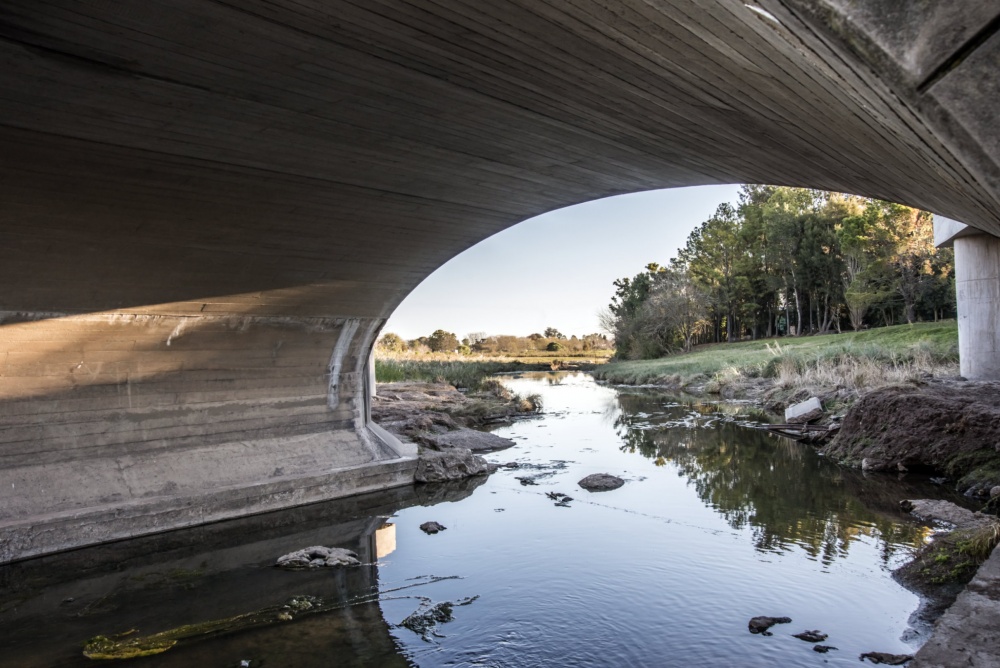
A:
<box><xmin>0</xmin><ymin>309</ymin><xmax>415</xmax><ymax>563</ymax></box>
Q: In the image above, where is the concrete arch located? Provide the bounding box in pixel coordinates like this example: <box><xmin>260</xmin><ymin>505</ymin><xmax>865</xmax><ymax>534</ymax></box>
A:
<box><xmin>2</xmin><ymin>0</ymin><xmax>999</xmax><ymax>561</ymax></box>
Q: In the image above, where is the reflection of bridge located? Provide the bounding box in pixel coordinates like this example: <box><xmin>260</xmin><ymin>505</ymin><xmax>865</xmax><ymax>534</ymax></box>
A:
<box><xmin>2</xmin><ymin>1</ymin><xmax>1000</xmax><ymax>561</ymax></box>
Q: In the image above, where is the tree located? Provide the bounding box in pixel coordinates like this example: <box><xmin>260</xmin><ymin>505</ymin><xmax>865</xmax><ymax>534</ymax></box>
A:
<box><xmin>426</xmin><ymin>329</ymin><xmax>460</xmax><ymax>352</ymax></box>
<box><xmin>376</xmin><ymin>332</ymin><xmax>407</xmax><ymax>353</ymax></box>
<box><xmin>544</xmin><ymin>327</ymin><xmax>566</xmax><ymax>339</ymax></box>
<box><xmin>642</xmin><ymin>264</ymin><xmax>709</xmax><ymax>352</ymax></box>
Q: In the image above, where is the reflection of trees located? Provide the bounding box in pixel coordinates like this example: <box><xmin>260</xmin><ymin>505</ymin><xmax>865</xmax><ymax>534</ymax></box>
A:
<box><xmin>614</xmin><ymin>393</ymin><xmax>929</xmax><ymax>563</ymax></box>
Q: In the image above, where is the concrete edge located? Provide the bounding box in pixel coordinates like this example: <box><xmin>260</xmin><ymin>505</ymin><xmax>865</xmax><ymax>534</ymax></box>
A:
<box><xmin>368</xmin><ymin>421</ymin><xmax>418</xmax><ymax>458</ymax></box>
<box><xmin>911</xmin><ymin>539</ymin><xmax>1000</xmax><ymax>667</ymax></box>
<box><xmin>0</xmin><ymin>454</ymin><xmax>418</xmax><ymax>564</ymax></box>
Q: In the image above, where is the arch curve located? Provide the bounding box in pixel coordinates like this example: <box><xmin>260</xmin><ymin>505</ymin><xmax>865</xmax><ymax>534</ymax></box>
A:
<box><xmin>1</xmin><ymin>0</ymin><xmax>998</xmax><ymax>560</ymax></box>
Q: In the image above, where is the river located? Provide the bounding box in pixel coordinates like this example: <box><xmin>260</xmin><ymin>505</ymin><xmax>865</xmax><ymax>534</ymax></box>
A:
<box><xmin>0</xmin><ymin>371</ymin><xmax>965</xmax><ymax>667</ymax></box>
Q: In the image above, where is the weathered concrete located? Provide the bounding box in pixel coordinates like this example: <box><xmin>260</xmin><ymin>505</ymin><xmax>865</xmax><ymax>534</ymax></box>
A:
<box><xmin>912</xmin><ymin>541</ymin><xmax>1000</xmax><ymax>668</ymax></box>
<box><xmin>785</xmin><ymin>397</ymin><xmax>824</xmax><ymax>424</ymax></box>
<box><xmin>954</xmin><ymin>233</ymin><xmax>1000</xmax><ymax>380</ymax></box>
<box><xmin>3</xmin><ymin>1</ymin><xmax>1000</xmax><ymax>560</ymax></box>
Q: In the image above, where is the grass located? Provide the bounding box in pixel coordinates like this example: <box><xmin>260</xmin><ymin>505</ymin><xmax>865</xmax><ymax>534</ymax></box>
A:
<box><xmin>375</xmin><ymin>358</ymin><xmax>533</xmax><ymax>390</ymax></box>
<box><xmin>593</xmin><ymin>322</ymin><xmax>959</xmax><ymax>394</ymax></box>
<box><xmin>375</xmin><ymin>350</ymin><xmax>612</xmax><ymax>390</ymax></box>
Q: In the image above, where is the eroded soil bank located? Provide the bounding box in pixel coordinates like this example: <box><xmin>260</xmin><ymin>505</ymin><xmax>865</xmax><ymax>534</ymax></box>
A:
<box><xmin>821</xmin><ymin>381</ymin><xmax>1000</xmax><ymax>500</ymax></box>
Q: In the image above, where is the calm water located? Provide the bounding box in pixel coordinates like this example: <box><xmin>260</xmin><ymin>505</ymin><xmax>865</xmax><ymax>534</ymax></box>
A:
<box><xmin>0</xmin><ymin>372</ymin><xmax>963</xmax><ymax>667</ymax></box>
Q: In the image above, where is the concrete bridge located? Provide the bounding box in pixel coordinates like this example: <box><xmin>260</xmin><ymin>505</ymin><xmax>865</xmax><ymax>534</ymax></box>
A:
<box><xmin>2</xmin><ymin>0</ymin><xmax>1000</xmax><ymax>563</ymax></box>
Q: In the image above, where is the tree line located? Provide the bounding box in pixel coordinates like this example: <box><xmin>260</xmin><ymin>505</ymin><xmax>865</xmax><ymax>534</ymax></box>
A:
<box><xmin>604</xmin><ymin>186</ymin><xmax>955</xmax><ymax>359</ymax></box>
<box><xmin>377</xmin><ymin>327</ymin><xmax>614</xmax><ymax>355</ymax></box>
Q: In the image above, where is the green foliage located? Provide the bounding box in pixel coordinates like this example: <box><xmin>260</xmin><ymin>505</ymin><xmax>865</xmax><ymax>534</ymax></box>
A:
<box><xmin>546</xmin><ymin>341</ymin><xmax>561</xmax><ymax>351</ymax></box>
<box><xmin>374</xmin><ymin>358</ymin><xmax>527</xmax><ymax>390</ymax></box>
<box><xmin>426</xmin><ymin>329</ymin><xmax>460</xmax><ymax>353</ymax></box>
<box><xmin>607</xmin><ymin>186</ymin><xmax>954</xmax><ymax>359</ymax></box>
<box><xmin>376</xmin><ymin>332</ymin><xmax>407</xmax><ymax>353</ymax></box>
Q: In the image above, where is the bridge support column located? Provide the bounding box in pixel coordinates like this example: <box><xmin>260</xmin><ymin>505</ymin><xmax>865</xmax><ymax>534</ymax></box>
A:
<box><xmin>935</xmin><ymin>216</ymin><xmax>1000</xmax><ymax>380</ymax></box>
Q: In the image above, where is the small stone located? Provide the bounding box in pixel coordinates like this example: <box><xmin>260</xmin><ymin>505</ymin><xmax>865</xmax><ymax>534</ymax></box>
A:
<box><xmin>277</xmin><ymin>612</ymin><xmax>293</xmax><ymax>621</ymax></box>
<box><xmin>578</xmin><ymin>473</ymin><xmax>625</xmax><ymax>492</ymax></box>
<box><xmin>813</xmin><ymin>645</ymin><xmax>837</xmax><ymax>653</ymax></box>
<box><xmin>991</xmin><ymin>485</ymin><xmax>1000</xmax><ymax>499</ymax></box>
<box><xmin>748</xmin><ymin>615</ymin><xmax>792</xmax><ymax>635</ymax></box>
<box><xmin>420</xmin><ymin>521</ymin><xmax>447</xmax><ymax>534</ymax></box>
<box><xmin>793</xmin><ymin>630</ymin><xmax>828</xmax><ymax>642</ymax></box>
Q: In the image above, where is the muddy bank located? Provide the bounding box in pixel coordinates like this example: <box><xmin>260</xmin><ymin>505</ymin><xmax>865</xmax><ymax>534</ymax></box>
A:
<box><xmin>372</xmin><ymin>381</ymin><xmax>539</xmax><ymax>452</ymax></box>
<box><xmin>821</xmin><ymin>381</ymin><xmax>1000</xmax><ymax>498</ymax></box>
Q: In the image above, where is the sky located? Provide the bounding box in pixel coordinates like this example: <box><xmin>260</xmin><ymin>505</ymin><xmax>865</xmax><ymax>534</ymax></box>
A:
<box><xmin>385</xmin><ymin>184</ymin><xmax>743</xmax><ymax>340</ymax></box>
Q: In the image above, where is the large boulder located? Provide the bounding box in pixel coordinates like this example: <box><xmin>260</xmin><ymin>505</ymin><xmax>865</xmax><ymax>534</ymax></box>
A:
<box><xmin>423</xmin><ymin>428</ymin><xmax>515</xmax><ymax>452</ymax></box>
<box><xmin>415</xmin><ymin>448</ymin><xmax>491</xmax><ymax>483</ymax></box>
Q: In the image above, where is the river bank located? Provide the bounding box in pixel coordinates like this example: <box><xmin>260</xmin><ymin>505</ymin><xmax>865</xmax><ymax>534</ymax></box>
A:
<box><xmin>373</xmin><ymin>372</ymin><xmax>1000</xmax><ymax>667</ymax></box>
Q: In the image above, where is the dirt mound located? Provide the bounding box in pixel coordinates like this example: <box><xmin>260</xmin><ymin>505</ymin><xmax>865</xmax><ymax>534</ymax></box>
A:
<box><xmin>821</xmin><ymin>381</ymin><xmax>1000</xmax><ymax>496</ymax></box>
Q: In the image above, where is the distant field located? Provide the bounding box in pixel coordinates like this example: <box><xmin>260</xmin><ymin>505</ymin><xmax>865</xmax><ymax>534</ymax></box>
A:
<box><xmin>593</xmin><ymin>321</ymin><xmax>959</xmax><ymax>389</ymax></box>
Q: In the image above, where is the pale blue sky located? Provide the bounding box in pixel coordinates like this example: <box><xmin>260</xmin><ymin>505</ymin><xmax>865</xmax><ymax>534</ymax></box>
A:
<box><xmin>385</xmin><ymin>184</ymin><xmax>743</xmax><ymax>340</ymax></box>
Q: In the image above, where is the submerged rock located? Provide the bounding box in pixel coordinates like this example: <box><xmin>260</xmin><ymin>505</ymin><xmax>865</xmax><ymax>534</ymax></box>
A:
<box><xmin>859</xmin><ymin>651</ymin><xmax>914</xmax><ymax>665</ymax></box>
<box><xmin>792</xmin><ymin>630</ymin><xmax>828</xmax><ymax>642</ymax></box>
<box><xmin>748</xmin><ymin>615</ymin><xmax>791</xmax><ymax>635</ymax></box>
<box><xmin>275</xmin><ymin>546</ymin><xmax>359</xmax><ymax>569</ymax></box>
<box><xmin>420</xmin><ymin>521</ymin><xmax>447</xmax><ymax>535</ymax></box>
<box><xmin>578</xmin><ymin>473</ymin><xmax>625</xmax><ymax>492</ymax></box>
<box><xmin>813</xmin><ymin>645</ymin><xmax>838</xmax><ymax>653</ymax></box>
<box><xmin>899</xmin><ymin>499</ymin><xmax>992</xmax><ymax>529</ymax></box>
<box><xmin>415</xmin><ymin>448</ymin><xmax>490</xmax><ymax>483</ymax></box>
<box><xmin>399</xmin><ymin>596</ymin><xmax>479</xmax><ymax>641</ymax></box>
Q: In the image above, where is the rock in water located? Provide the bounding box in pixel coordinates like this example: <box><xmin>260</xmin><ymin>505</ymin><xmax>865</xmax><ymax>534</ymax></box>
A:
<box><xmin>785</xmin><ymin>397</ymin><xmax>823</xmax><ymax>424</ymax></box>
<box><xmin>813</xmin><ymin>645</ymin><xmax>838</xmax><ymax>653</ymax></box>
<box><xmin>578</xmin><ymin>473</ymin><xmax>625</xmax><ymax>492</ymax></box>
<box><xmin>422</xmin><ymin>428</ymin><xmax>516</xmax><ymax>452</ymax></box>
<box><xmin>899</xmin><ymin>499</ymin><xmax>992</xmax><ymax>529</ymax></box>
<box><xmin>748</xmin><ymin>616</ymin><xmax>792</xmax><ymax>635</ymax></box>
<box><xmin>859</xmin><ymin>652</ymin><xmax>914</xmax><ymax>665</ymax></box>
<box><xmin>415</xmin><ymin>448</ymin><xmax>490</xmax><ymax>483</ymax></box>
<box><xmin>276</xmin><ymin>546</ymin><xmax>360</xmax><ymax>569</ymax></box>
<box><xmin>793</xmin><ymin>630</ymin><xmax>828</xmax><ymax>642</ymax></box>
<box><xmin>420</xmin><ymin>521</ymin><xmax>447</xmax><ymax>534</ymax></box>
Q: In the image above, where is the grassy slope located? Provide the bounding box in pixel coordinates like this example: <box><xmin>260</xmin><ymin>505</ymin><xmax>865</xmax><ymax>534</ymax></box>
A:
<box><xmin>593</xmin><ymin>322</ymin><xmax>958</xmax><ymax>387</ymax></box>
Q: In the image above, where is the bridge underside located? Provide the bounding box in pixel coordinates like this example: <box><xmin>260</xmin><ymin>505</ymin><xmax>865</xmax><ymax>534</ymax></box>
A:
<box><xmin>2</xmin><ymin>0</ymin><xmax>1000</xmax><ymax>562</ymax></box>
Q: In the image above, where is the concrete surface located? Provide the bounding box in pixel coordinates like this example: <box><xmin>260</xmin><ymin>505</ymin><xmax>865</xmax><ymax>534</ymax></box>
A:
<box><xmin>954</xmin><ymin>234</ymin><xmax>1000</xmax><ymax>380</ymax></box>
<box><xmin>3</xmin><ymin>0</ymin><xmax>1000</xmax><ymax>560</ymax></box>
<box><xmin>912</xmin><ymin>540</ymin><xmax>1000</xmax><ymax>668</ymax></box>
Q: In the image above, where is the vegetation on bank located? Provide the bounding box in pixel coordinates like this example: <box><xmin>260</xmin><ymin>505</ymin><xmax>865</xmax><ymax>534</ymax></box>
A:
<box><xmin>374</xmin><ymin>358</ymin><xmax>530</xmax><ymax>390</ymax></box>
<box><xmin>593</xmin><ymin>322</ymin><xmax>958</xmax><ymax>395</ymax></box>
<box><xmin>606</xmin><ymin>186</ymin><xmax>954</xmax><ymax>359</ymax></box>
<box><xmin>378</xmin><ymin>326</ymin><xmax>613</xmax><ymax>357</ymax></box>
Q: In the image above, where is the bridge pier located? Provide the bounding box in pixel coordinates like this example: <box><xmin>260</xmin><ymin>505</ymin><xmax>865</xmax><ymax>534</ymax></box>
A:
<box><xmin>934</xmin><ymin>217</ymin><xmax>1000</xmax><ymax>380</ymax></box>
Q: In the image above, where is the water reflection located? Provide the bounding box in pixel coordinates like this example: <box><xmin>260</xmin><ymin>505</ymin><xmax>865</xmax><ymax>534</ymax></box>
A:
<box><xmin>2</xmin><ymin>374</ymin><xmax>966</xmax><ymax>667</ymax></box>
<box><xmin>611</xmin><ymin>391</ymin><xmax>942</xmax><ymax>565</ymax></box>
<box><xmin>0</xmin><ymin>480</ymin><xmax>482</xmax><ymax>667</ymax></box>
